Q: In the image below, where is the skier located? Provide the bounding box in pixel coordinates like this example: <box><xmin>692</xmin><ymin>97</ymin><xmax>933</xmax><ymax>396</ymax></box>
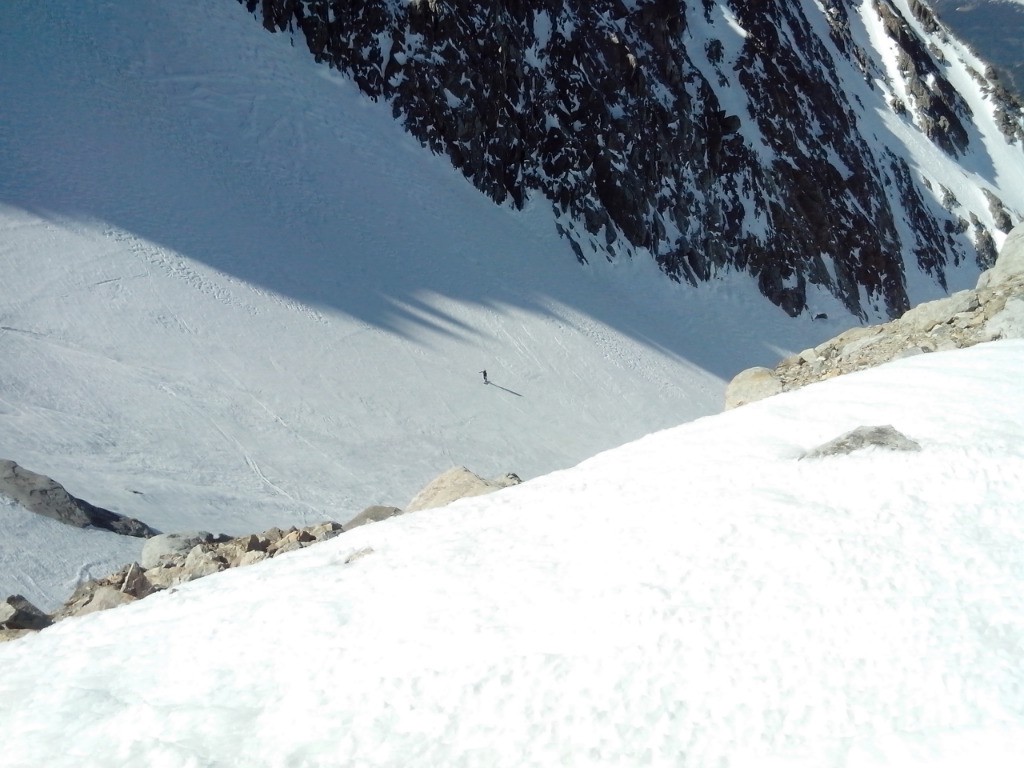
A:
<box><xmin>480</xmin><ymin>369</ymin><xmax>489</xmax><ymax>384</ymax></box>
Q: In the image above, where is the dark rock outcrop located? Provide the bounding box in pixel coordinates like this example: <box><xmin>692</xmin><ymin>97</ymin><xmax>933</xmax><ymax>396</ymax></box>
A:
<box><xmin>0</xmin><ymin>460</ymin><xmax>157</xmax><ymax>538</ymax></box>
<box><xmin>235</xmin><ymin>0</ymin><xmax>1022</xmax><ymax>319</ymax></box>
<box><xmin>0</xmin><ymin>595</ymin><xmax>53</xmax><ymax>632</ymax></box>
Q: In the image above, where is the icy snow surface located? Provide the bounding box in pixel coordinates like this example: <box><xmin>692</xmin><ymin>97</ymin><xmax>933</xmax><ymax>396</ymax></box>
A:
<box><xmin>2</xmin><ymin>341</ymin><xmax>1024</xmax><ymax>767</ymax></box>
<box><xmin>0</xmin><ymin>0</ymin><xmax>847</xmax><ymax>609</ymax></box>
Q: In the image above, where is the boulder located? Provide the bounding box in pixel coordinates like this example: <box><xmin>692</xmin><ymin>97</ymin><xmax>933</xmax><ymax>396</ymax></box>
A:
<box><xmin>797</xmin><ymin>348</ymin><xmax>821</xmax><ymax>365</ymax></box>
<box><xmin>143</xmin><ymin>564</ymin><xmax>186</xmax><ymax>591</ymax></box>
<box><xmin>345</xmin><ymin>505</ymin><xmax>404</xmax><ymax>530</ymax></box>
<box><xmin>269</xmin><ymin>539</ymin><xmax>303</xmax><ymax>556</ymax></box>
<box><xmin>52</xmin><ymin>562</ymin><xmax>154</xmax><ymax>623</ymax></box>
<box><xmin>724</xmin><ymin>367</ymin><xmax>784</xmax><ymax>410</ymax></box>
<box><xmin>983</xmin><ymin>296</ymin><xmax>1024</xmax><ymax>340</ymax></box>
<box><xmin>14</xmin><ymin>521</ymin><xmax>348</xmax><ymax>632</ymax></box>
<box><xmin>237</xmin><ymin>533</ymin><xmax>267</xmax><ymax>552</ymax></box>
<box><xmin>979</xmin><ymin>222</ymin><xmax>1024</xmax><ymax>288</ymax></box>
<box><xmin>831</xmin><ymin>325</ymin><xmax>881</xmax><ymax>355</ymax></box>
<box><xmin>212</xmin><ymin>534</ymin><xmax>268</xmax><ymax>567</ymax></box>
<box><xmin>120</xmin><ymin>562</ymin><xmax>154</xmax><ymax>599</ymax></box>
<box><xmin>55</xmin><ymin>580</ymin><xmax>137</xmax><ymax>621</ymax></box>
<box><xmin>308</xmin><ymin>521</ymin><xmax>344</xmax><ymax>541</ymax></box>
<box><xmin>0</xmin><ymin>459</ymin><xmax>157</xmax><ymax>537</ymax></box>
<box><xmin>898</xmin><ymin>290</ymin><xmax>979</xmax><ymax>332</ymax></box>
<box><xmin>141</xmin><ymin>531</ymin><xmax>216</xmax><ymax>569</ymax></box>
<box><xmin>236</xmin><ymin>550</ymin><xmax>268</xmax><ymax>568</ymax></box>
<box><xmin>182</xmin><ymin>545</ymin><xmax>227</xmax><ymax>581</ymax></box>
<box><xmin>261</xmin><ymin>526</ymin><xmax>286</xmax><ymax>543</ymax></box>
<box><xmin>801</xmin><ymin>425</ymin><xmax>922</xmax><ymax>459</ymax></box>
<box><xmin>68</xmin><ymin>585</ymin><xmax>137</xmax><ymax>618</ymax></box>
<box><xmin>268</xmin><ymin>529</ymin><xmax>313</xmax><ymax>554</ymax></box>
<box><xmin>406</xmin><ymin>467</ymin><xmax>522</xmax><ymax>512</ymax></box>
<box><xmin>0</xmin><ymin>595</ymin><xmax>52</xmax><ymax>631</ymax></box>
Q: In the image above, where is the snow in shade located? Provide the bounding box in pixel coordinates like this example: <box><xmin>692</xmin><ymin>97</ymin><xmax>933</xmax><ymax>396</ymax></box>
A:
<box><xmin>0</xmin><ymin>0</ymin><xmax>849</xmax><ymax>609</ymax></box>
<box><xmin>3</xmin><ymin>340</ymin><xmax>1023</xmax><ymax>767</ymax></box>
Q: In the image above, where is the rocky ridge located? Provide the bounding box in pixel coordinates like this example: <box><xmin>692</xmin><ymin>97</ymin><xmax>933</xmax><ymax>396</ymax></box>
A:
<box><xmin>726</xmin><ymin>221</ymin><xmax>1024</xmax><ymax>409</ymax></box>
<box><xmin>1</xmin><ymin>465</ymin><xmax>518</xmax><ymax>642</ymax></box>
<box><xmin>236</xmin><ymin>0</ymin><xmax>1024</xmax><ymax>319</ymax></box>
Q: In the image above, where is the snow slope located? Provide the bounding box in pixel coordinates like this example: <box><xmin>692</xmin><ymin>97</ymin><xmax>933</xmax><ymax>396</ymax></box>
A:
<box><xmin>2</xmin><ymin>341</ymin><xmax>1023</xmax><ymax>767</ymax></box>
<box><xmin>0</xmin><ymin>0</ymin><xmax>846</xmax><ymax>608</ymax></box>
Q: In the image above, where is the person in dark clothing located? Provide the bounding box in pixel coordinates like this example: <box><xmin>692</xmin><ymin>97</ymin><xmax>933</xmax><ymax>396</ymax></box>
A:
<box><xmin>480</xmin><ymin>370</ymin><xmax>489</xmax><ymax>384</ymax></box>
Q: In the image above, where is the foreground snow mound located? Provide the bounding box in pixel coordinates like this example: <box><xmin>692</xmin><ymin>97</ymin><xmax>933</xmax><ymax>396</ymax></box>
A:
<box><xmin>2</xmin><ymin>341</ymin><xmax>1023</xmax><ymax>767</ymax></box>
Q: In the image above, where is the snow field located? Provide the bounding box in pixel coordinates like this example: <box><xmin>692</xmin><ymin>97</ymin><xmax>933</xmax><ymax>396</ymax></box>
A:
<box><xmin>0</xmin><ymin>0</ymin><xmax>845</xmax><ymax>608</ymax></box>
<box><xmin>1</xmin><ymin>341</ymin><xmax>1022</xmax><ymax>767</ymax></box>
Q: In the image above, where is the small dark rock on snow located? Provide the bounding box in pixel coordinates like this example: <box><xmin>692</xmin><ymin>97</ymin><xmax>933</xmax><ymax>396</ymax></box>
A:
<box><xmin>801</xmin><ymin>425</ymin><xmax>922</xmax><ymax>459</ymax></box>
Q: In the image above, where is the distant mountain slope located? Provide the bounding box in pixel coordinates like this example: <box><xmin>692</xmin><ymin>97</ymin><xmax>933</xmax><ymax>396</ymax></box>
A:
<box><xmin>239</xmin><ymin>0</ymin><xmax>1024</xmax><ymax>319</ymax></box>
<box><xmin>930</xmin><ymin>0</ymin><xmax>1024</xmax><ymax>97</ymax></box>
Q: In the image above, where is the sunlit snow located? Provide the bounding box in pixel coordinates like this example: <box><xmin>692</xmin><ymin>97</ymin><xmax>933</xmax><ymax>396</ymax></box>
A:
<box><xmin>0</xmin><ymin>0</ymin><xmax>846</xmax><ymax>609</ymax></box>
<box><xmin>2</xmin><ymin>1</ymin><xmax>1024</xmax><ymax>764</ymax></box>
<box><xmin>2</xmin><ymin>341</ymin><xmax>1023</xmax><ymax>766</ymax></box>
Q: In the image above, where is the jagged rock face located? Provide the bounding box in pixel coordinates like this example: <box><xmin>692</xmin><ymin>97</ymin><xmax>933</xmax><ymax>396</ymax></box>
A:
<box><xmin>237</xmin><ymin>0</ymin><xmax>1024</xmax><ymax>319</ymax></box>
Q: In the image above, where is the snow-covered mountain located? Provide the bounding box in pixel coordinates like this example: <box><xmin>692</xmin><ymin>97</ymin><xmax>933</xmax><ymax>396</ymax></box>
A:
<box><xmin>240</xmin><ymin>0</ymin><xmax>1024</xmax><ymax>318</ymax></box>
<box><xmin>1</xmin><ymin>0</ymin><xmax>850</xmax><ymax>607</ymax></box>
<box><xmin>3</xmin><ymin>340</ymin><xmax>1023</xmax><ymax>767</ymax></box>
<box><xmin>3</xmin><ymin>2</ymin><xmax>1024</xmax><ymax>762</ymax></box>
